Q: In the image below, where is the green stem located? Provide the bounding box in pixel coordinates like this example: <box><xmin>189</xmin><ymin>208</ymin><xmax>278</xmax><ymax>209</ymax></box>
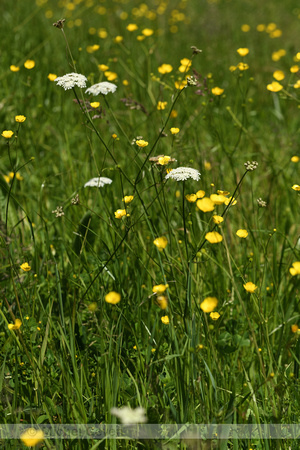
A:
<box><xmin>192</xmin><ymin>169</ymin><xmax>250</xmax><ymax>259</ymax></box>
<box><xmin>134</xmin><ymin>86</ymin><xmax>186</xmax><ymax>187</ymax></box>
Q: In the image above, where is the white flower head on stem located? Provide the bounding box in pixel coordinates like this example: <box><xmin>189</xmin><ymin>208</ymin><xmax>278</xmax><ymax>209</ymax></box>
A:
<box><xmin>84</xmin><ymin>177</ymin><xmax>113</xmax><ymax>188</ymax></box>
<box><xmin>55</xmin><ymin>73</ymin><xmax>87</xmax><ymax>90</ymax></box>
<box><xmin>165</xmin><ymin>167</ymin><xmax>201</xmax><ymax>182</ymax></box>
<box><xmin>85</xmin><ymin>82</ymin><xmax>117</xmax><ymax>95</ymax></box>
<box><xmin>110</xmin><ymin>406</ymin><xmax>147</xmax><ymax>424</ymax></box>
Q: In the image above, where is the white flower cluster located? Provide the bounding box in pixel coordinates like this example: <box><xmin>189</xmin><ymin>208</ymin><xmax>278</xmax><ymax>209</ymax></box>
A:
<box><xmin>55</xmin><ymin>73</ymin><xmax>87</xmax><ymax>90</ymax></box>
<box><xmin>165</xmin><ymin>167</ymin><xmax>201</xmax><ymax>182</ymax></box>
<box><xmin>110</xmin><ymin>406</ymin><xmax>147</xmax><ymax>425</ymax></box>
<box><xmin>84</xmin><ymin>177</ymin><xmax>113</xmax><ymax>188</ymax></box>
<box><xmin>85</xmin><ymin>82</ymin><xmax>117</xmax><ymax>95</ymax></box>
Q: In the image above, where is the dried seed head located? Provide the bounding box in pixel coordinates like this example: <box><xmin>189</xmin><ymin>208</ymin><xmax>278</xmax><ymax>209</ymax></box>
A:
<box><xmin>191</xmin><ymin>46</ymin><xmax>202</xmax><ymax>55</ymax></box>
<box><xmin>257</xmin><ymin>198</ymin><xmax>267</xmax><ymax>207</ymax></box>
<box><xmin>53</xmin><ymin>19</ymin><xmax>65</xmax><ymax>29</ymax></box>
<box><xmin>71</xmin><ymin>194</ymin><xmax>79</xmax><ymax>205</ymax></box>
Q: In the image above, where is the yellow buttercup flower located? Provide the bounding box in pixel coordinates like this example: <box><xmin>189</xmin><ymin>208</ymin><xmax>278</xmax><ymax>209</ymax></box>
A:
<box><xmin>290</xmin><ymin>65</ymin><xmax>299</xmax><ymax>73</ymax></box>
<box><xmin>175</xmin><ymin>79</ymin><xmax>187</xmax><ymax>89</ymax></box>
<box><xmin>196</xmin><ymin>190</ymin><xmax>205</xmax><ymax>199</ymax></box>
<box><xmin>211</xmin><ymin>87</ymin><xmax>224</xmax><ymax>96</ymax></box>
<box><xmin>196</xmin><ymin>197</ymin><xmax>215</xmax><ymax>212</ymax></box>
<box><xmin>158</xmin><ymin>64</ymin><xmax>173</xmax><ymax>74</ymax></box>
<box><xmin>161</xmin><ymin>315</ymin><xmax>169</xmax><ymax>324</ymax></box>
<box><xmin>289</xmin><ymin>261</ymin><xmax>300</xmax><ymax>276</ymax></box>
<box><xmin>86</xmin><ymin>44</ymin><xmax>100</xmax><ymax>53</ymax></box>
<box><xmin>20</xmin><ymin>428</ymin><xmax>44</xmax><ymax>447</ymax></box>
<box><xmin>1</xmin><ymin>130</ymin><xmax>14</xmax><ymax>139</ymax></box>
<box><xmin>10</xmin><ymin>65</ymin><xmax>20</xmax><ymax>72</ymax></box>
<box><xmin>170</xmin><ymin>127</ymin><xmax>180</xmax><ymax>134</ymax></box>
<box><xmin>224</xmin><ymin>196</ymin><xmax>237</xmax><ymax>206</ymax></box>
<box><xmin>114</xmin><ymin>36</ymin><xmax>123</xmax><ymax>43</ymax></box>
<box><xmin>217</xmin><ymin>190</ymin><xmax>230</xmax><ymax>196</ymax></box>
<box><xmin>153</xmin><ymin>236</ymin><xmax>168</xmax><ymax>250</ymax></box>
<box><xmin>98</xmin><ymin>64</ymin><xmax>109</xmax><ymax>71</ymax></box>
<box><xmin>292</xmin><ymin>184</ymin><xmax>300</xmax><ymax>191</ymax></box>
<box><xmin>178</xmin><ymin>58</ymin><xmax>192</xmax><ymax>72</ymax></box>
<box><xmin>136</xmin><ymin>139</ymin><xmax>148</xmax><ymax>147</ymax></box>
<box><xmin>98</xmin><ymin>29</ymin><xmax>108</xmax><ymax>39</ymax></box>
<box><xmin>291</xmin><ymin>324</ymin><xmax>299</xmax><ymax>333</ymax></box>
<box><xmin>273</xmin><ymin>70</ymin><xmax>285</xmax><ymax>81</ymax></box>
<box><xmin>210</xmin><ymin>194</ymin><xmax>227</xmax><ymax>205</ymax></box>
<box><xmin>257</xmin><ymin>24</ymin><xmax>266</xmax><ymax>32</ymax></box>
<box><xmin>185</xmin><ymin>194</ymin><xmax>197</xmax><ymax>203</ymax></box>
<box><xmin>237</xmin><ymin>62</ymin><xmax>249</xmax><ymax>71</ymax></box>
<box><xmin>153</xmin><ymin>284</ymin><xmax>169</xmax><ymax>294</ymax></box>
<box><xmin>90</xmin><ymin>102</ymin><xmax>100</xmax><ymax>108</ymax></box>
<box><xmin>8</xmin><ymin>319</ymin><xmax>22</xmax><ymax>331</ymax></box>
<box><xmin>158</xmin><ymin>156</ymin><xmax>171</xmax><ymax>165</ymax></box>
<box><xmin>20</xmin><ymin>262</ymin><xmax>31</xmax><ymax>271</ymax></box>
<box><xmin>123</xmin><ymin>195</ymin><xmax>134</xmax><ymax>204</ymax></box>
<box><xmin>205</xmin><ymin>231</ymin><xmax>223</xmax><ymax>244</ymax></box>
<box><xmin>105</xmin><ymin>291</ymin><xmax>121</xmax><ymax>304</ymax></box>
<box><xmin>291</xmin><ymin>156</ymin><xmax>299</xmax><ymax>163</ymax></box>
<box><xmin>236</xmin><ymin>229</ymin><xmax>248</xmax><ymax>238</ymax></box>
<box><xmin>212</xmin><ymin>215</ymin><xmax>224</xmax><ymax>224</ymax></box>
<box><xmin>114</xmin><ymin>209</ymin><xmax>127</xmax><ymax>219</ymax></box>
<box><xmin>24</xmin><ymin>60</ymin><xmax>35</xmax><ymax>69</ymax></box>
<box><xmin>157</xmin><ymin>101</ymin><xmax>167</xmax><ymax>110</ymax></box>
<box><xmin>271</xmin><ymin>51</ymin><xmax>283</xmax><ymax>61</ymax></box>
<box><xmin>126</xmin><ymin>23</ymin><xmax>138</xmax><ymax>31</ymax></box>
<box><xmin>48</xmin><ymin>73</ymin><xmax>57</xmax><ymax>81</ymax></box>
<box><xmin>270</xmin><ymin>29</ymin><xmax>282</xmax><ymax>38</ymax></box>
<box><xmin>156</xmin><ymin>295</ymin><xmax>168</xmax><ymax>309</ymax></box>
<box><xmin>200</xmin><ymin>297</ymin><xmax>218</xmax><ymax>313</ymax></box>
<box><xmin>241</xmin><ymin>24</ymin><xmax>250</xmax><ymax>32</ymax></box>
<box><xmin>237</xmin><ymin>48</ymin><xmax>249</xmax><ymax>57</ymax></box>
<box><xmin>142</xmin><ymin>28</ymin><xmax>154</xmax><ymax>36</ymax></box>
<box><xmin>265</xmin><ymin>22</ymin><xmax>276</xmax><ymax>32</ymax></box>
<box><xmin>210</xmin><ymin>311</ymin><xmax>220</xmax><ymax>320</ymax></box>
<box><xmin>105</xmin><ymin>71</ymin><xmax>118</xmax><ymax>81</ymax></box>
<box><xmin>267</xmin><ymin>81</ymin><xmax>283</xmax><ymax>92</ymax></box>
<box><xmin>243</xmin><ymin>282</ymin><xmax>258</xmax><ymax>293</ymax></box>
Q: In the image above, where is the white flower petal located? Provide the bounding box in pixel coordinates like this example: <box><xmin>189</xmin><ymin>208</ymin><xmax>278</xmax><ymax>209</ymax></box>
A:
<box><xmin>55</xmin><ymin>73</ymin><xmax>87</xmax><ymax>90</ymax></box>
<box><xmin>110</xmin><ymin>406</ymin><xmax>147</xmax><ymax>424</ymax></box>
<box><xmin>165</xmin><ymin>167</ymin><xmax>201</xmax><ymax>182</ymax></box>
<box><xmin>84</xmin><ymin>177</ymin><xmax>113</xmax><ymax>188</ymax></box>
<box><xmin>85</xmin><ymin>82</ymin><xmax>117</xmax><ymax>95</ymax></box>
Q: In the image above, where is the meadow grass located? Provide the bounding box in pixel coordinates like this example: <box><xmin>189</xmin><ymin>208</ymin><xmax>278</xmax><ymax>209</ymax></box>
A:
<box><xmin>1</xmin><ymin>0</ymin><xmax>300</xmax><ymax>448</ymax></box>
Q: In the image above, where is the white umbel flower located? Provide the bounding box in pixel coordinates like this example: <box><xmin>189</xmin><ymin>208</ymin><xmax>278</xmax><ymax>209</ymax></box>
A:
<box><xmin>85</xmin><ymin>82</ymin><xmax>117</xmax><ymax>95</ymax></box>
<box><xmin>84</xmin><ymin>177</ymin><xmax>113</xmax><ymax>188</ymax></box>
<box><xmin>110</xmin><ymin>406</ymin><xmax>147</xmax><ymax>424</ymax></box>
<box><xmin>55</xmin><ymin>73</ymin><xmax>87</xmax><ymax>90</ymax></box>
<box><xmin>165</xmin><ymin>167</ymin><xmax>201</xmax><ymax>182</ymax></box>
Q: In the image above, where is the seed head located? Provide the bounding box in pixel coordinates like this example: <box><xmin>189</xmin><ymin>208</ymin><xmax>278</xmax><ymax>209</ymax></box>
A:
<box><xmin>257</xmin><ymin>197</ymin><xmax>267</xmax><ymax>207</ymax></box>
<box><xmin>244</xmin><ymin>161</ymin><xmax>258</xmax><ymax>171</ymax></box>
<box><xmin>53</xmin><ymin>19</ymin><xmax>65</xmax><ymax>29</ymax></box>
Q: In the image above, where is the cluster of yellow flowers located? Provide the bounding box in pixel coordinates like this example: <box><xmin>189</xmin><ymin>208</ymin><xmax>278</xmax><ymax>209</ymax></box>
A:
<box><xmin>114</xmin><ymin>195</ymin><xmax>134</xmax><ymax>219</ymax></box>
